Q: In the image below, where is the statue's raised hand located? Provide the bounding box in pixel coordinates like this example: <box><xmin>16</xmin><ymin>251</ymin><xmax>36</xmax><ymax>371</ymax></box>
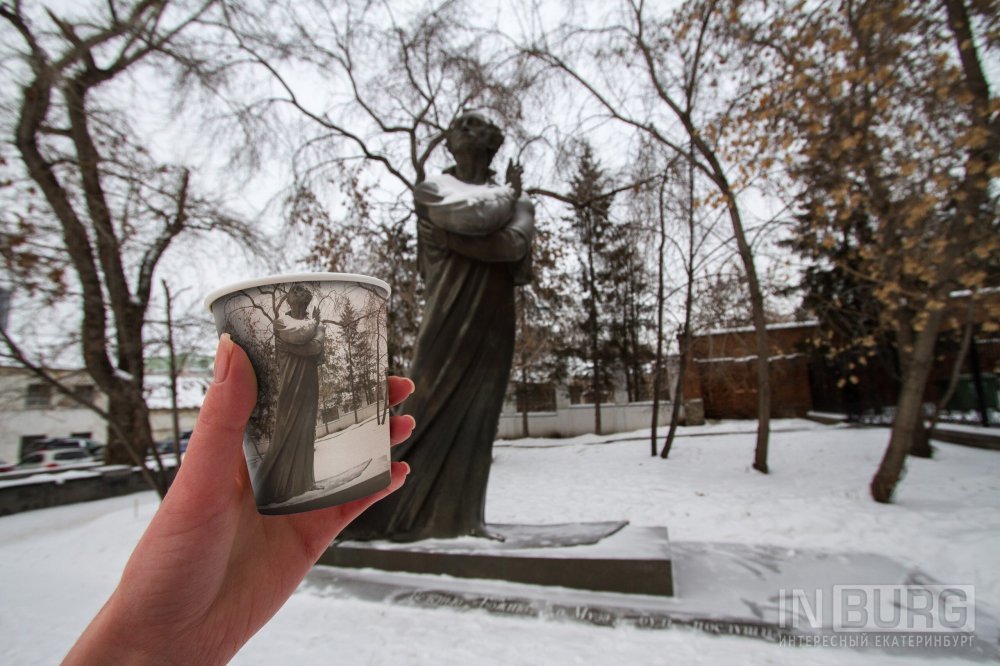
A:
<box><xmin>505</xmin><ymin>159</ymin><xmax>523</xmax><ymax>199</ymax></box>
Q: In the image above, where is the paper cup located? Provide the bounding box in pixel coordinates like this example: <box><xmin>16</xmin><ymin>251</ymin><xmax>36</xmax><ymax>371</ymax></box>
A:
<box><xmin>205</xmin><ymin>273</ymin><xmax>391</xmax><ymax>515</ymax></box>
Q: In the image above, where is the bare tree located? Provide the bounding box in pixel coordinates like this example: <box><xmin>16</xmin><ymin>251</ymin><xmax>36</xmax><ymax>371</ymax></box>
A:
<box><xmin>661</xmin><ymin>144</ymin><xmax>698</xmax><ymax>458</ymax></box>
<box><xmin>0</xmin><ymin>0</ymin><xmax>264</xmax><ymax>493</ymax></box>
<box><xmin>219</xmin><ymin>0</ymin><xmax>541</xmax><ymax>373</ymax></box>
<box><xmin>640</xmin><ymin>144</ymin><xmax>729</xmax><ymax>458</ymax></box>
<box><xmin>524</xmin><ymin>0</ymin><xmax>775</xmax><ymax>471</ymax></box>
<box><xmin>649</xmin><ymin>173</ymin><xmax>671</xmax><ymax>456</ymax></box>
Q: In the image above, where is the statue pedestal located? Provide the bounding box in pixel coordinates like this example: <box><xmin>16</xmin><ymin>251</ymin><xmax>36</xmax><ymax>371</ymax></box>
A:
<box><xmin>309</xmin><ymin>540</ymin><xmax>1000</xmax><ymax>657</ymax></box>
<box><xmin>320</xmin><ymin>521</ymin><xmax>673</xmax><ymax>596</ymax></box>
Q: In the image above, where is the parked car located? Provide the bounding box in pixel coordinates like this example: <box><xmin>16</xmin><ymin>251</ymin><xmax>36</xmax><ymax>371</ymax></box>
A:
<box><xmin>11</xmin><ymin>448</ymin><xmax>97</xmax><ymax>472</ymax></box>
<box><xmin>156</xmin><ymin>430</ymin><xmax>194</xmax><ymax>455</ymax></box>
<box><xmin>27</xmin><ymin>436</ymin><xmax>104</xmax><ymax>458</ymax></box>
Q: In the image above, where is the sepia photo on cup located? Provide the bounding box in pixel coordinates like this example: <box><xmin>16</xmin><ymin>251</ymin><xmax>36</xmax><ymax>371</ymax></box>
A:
<box><xmin>205</xmin><ymin>273</ymin><xmax>391</xmax><ymax>515</ymax></box>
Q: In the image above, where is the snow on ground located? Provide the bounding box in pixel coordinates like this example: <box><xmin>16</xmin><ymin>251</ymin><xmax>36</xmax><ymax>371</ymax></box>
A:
<box><xmin>1</xmin><ymin>419</ymin><xmax>998</xmax><ymax>665</ymax></box>
<box><xmin>313</xmin><ymin>416</ymin><xmax>387</xmax><ymax>485</ymax></box>
<box><xmin>493</xmin><ymin>419</ymin><xmax>1000</xmax><ymax>605</ymax></box>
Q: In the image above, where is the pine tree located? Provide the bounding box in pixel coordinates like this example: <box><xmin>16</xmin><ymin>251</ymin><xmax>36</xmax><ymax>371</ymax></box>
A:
<box><xmin>510</xmin><ymin>214</ymin><xmax>574</xmax><ymax>436</ymax></box>
<box><xmin>338</xmin><ymin>299</ymin><xmax>371</xmax><ymax>422</ymax></box>
<box><xmin>567</xmin><ymin>144</ymin><xmax>619</xmax><ymax>433</ymax></box>
<box><xmin>604</xmin><ymin>215</ymin><xmax>654</xmax><ymax>402</ymax></box>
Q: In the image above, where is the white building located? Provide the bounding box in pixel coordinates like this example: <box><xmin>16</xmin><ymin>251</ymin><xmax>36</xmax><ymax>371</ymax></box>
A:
<box><xmin>0</xmin><ymin>365</ymin><xmax>209</xmax><ymax>463</ymax></box>
<box><xmin>0</xmin><ymin>366</ymin><xmax>106</xmax><ymax>463</ymax></box>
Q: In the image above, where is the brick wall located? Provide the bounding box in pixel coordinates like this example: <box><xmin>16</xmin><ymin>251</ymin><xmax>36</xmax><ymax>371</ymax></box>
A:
<box><xmin>683</xmin><ymin>322</ymin><xmax>817</xmax><ymax>419</ymax></box>
<box><xmin>695</xmin><ymin>355</ymin><xmax>813</xmax><ymax>419</ymax></box>
<box><xmin>682</xmin><ymin>295</ymin><xmax>999</xmax><ymax>420</ymax></box>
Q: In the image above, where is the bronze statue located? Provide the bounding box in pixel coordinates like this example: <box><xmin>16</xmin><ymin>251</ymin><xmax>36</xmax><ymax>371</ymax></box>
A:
<box><xmin>254</xmin><ymin>284</ymin><xmax>325</xmax><ymax>505</ymax></box>
<box><xmin>341</xmin><ymin>111</ymin><xmax>535</xmax><ymax>541</ymax></box>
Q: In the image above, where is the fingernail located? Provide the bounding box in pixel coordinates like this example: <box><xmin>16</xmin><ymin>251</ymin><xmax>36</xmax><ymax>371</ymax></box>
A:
<box><xmin>407</xmin><ymin>415</ymin><xmax>416</xmax><ymax>430</ymax></box>
<box><xmin>402</xmin><ymin>462</ymin><xmax>411</xmax><ymax>475</ymax></box>
<box><xmin>214</xmin><ymin>333</ymin><xmax>234</xmax><ymax>383</ymax></box>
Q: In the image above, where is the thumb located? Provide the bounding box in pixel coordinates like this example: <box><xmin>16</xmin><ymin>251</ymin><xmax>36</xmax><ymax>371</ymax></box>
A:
<box><xmin>169</xmin><ymin>334</ymin><xmax>258</xmax><ymax>503</ymax></box>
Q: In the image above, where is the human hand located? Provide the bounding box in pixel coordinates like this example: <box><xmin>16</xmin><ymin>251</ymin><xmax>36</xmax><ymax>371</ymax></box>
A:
<box><xmin>505</xmin><ymin>159</ymin><xmax>523</xmax><ymax>199</ymax></box>
<box><xmin>64</xmin><ymin>334</ymin><xmax>416</xmax><ymax>664</ymax></box>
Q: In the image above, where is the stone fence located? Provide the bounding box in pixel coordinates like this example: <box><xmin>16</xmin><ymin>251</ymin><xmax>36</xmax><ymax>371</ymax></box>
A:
<box><xmin>498</xmin><ymin>399</ymin><xmax>705</xmax><ymax>440</ymax></box>
<box><xmin>0</xmin><ymin>464</ymin><xmax>175</xmax><ymax>516</ymax></box>
<box><xmin>316</xmin><ymin>401</ymin><xmax>381</xmax><ymax>439</ymax></box>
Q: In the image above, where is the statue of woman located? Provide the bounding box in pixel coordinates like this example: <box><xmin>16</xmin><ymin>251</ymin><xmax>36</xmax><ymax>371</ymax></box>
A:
<box><xmin>342</xmin><ymin>111</ymin><xmax>535</xmax><ymax>541</ymax></box>
<box><xmin>255</xmin><ymin>284</ymin><xmax>325</xmax><ymax>506</ymax></box>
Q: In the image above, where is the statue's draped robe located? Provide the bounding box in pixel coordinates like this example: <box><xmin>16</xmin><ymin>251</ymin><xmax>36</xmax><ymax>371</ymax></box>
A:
<box><xmin>342</xmin><ymin>173</ymin><xmax>534</xmax><ymax>541</ymax></box>
<box><xmin>254</xmin><ymin>314</ymin><xmax>324</xmax><ymax>506</ymax></box>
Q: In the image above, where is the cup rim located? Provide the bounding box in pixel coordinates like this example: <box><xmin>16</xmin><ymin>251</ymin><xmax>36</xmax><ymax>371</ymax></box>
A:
<box><xmin>204</xmin><ymin>272</ymin><xmax>391</xmax><ymax>312</ymax></box>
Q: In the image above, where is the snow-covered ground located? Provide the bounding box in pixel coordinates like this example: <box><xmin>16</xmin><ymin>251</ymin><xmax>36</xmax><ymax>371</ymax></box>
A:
<box><xmin>1</xmin><ymin>419</ymin><xmax>998</xmax><ymax>664</ymax></box>
<box><xmin>251</xmin><ymin>415</ymin><xmax>391</xmax><ymax>512</ymax></box>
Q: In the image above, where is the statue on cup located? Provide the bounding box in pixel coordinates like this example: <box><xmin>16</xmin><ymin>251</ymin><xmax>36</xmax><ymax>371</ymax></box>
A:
<box><xmin>341</xmin><ymin>110</ymin><xmax>535</xmax><ymax>541</ymax></box>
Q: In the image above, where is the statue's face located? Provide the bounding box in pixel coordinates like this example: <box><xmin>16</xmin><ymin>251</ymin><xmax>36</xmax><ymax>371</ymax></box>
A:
<box><xmin>446</xmin><ymin>112</ymin><xmax>504</xmax><ymax>159</ymax></box>
<box><xmin>288</xmin><ymin>286</ymin><xmax>312</xmax><ymax>307</ymax></box>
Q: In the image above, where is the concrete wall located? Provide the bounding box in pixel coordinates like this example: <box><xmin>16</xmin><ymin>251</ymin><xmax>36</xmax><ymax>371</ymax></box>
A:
<box><xmin>316</xmin><ymin>401</ymin><xmax>380</xmax><ymax>439</ymax></box>
<box><xmin>0</xmin><ymin>465</ymin><xmax>174</xmax><ymax>516</ymax></box>
<box><xmin>497</xmin><ymin>400</ymin><xmax>704</xmax><ymax>440</ymax></box>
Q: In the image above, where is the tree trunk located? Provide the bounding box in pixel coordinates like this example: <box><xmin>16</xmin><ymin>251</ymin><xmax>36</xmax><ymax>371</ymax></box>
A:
<box><xmin>661</xmin><ymin>334</ymin><xmax>690</xmax><ymax>459</ymax></box>
<box><xmin>375</xmin><ymin>324</ymin><xmax>383</xmax><ymax>425</ymax></box>
<box><xmin>968</xmin><ymin>338</ymin><xmax>990</xmax><ymax>428</ymax></box>
<box><xmin>107</xmin><ymin>388</ymin><xmax>166</xmax><ymax>496</ymax></box>
<box><xmin>521</xmin><ymin>366</ymin><xmax>530</xmax><ymax>438</ymax></box>
<box><xmin>650</xmin><ymin>178</ymin><xmax>668</xmax><ymax>457</ymax></box>
<box><xmin>690</xmin><ymin>135</ymin><xmax>772</xmax><ymax>472</ymax></box>
<box><xmin>894</xmin><ymin>308</ymin><xmax>932</xmax><ymax>459</ymax></box>
<box><xmin>662</xmin><ymin>142</ymin><xmax>697</xmax><ymax>459</ymax></box>
<box><xmin>163</xmin><ymin>280</ymin><xmax>184</xmax><ymax>466</ymax></box>
<box><xmin>585</xmin><ymin>224</ymin><xmax>603</xmax><ymax>436</ymax></box>
<box><xmin>871</xmin><ymin>309</ymin><xmax>946</xmax><ymax>502</ymax></box>
<box><xmin>929</xmin><ymin>306</ymin><xmax>975</xmax><ymax>433</ymax></box>
<box><xmin>732</xmin><ymin>207</ymin><xmax>771</xmax><ymax>474</ymax></box>
<box><xmin>593</xmin><ymin>359</ymin><xmax>603</xmax><ymax>436</ymax></box>
<box><xmin>909</xmin><ymin>417</ymin><xmax>933</xmax><ymax>459</ymax></box>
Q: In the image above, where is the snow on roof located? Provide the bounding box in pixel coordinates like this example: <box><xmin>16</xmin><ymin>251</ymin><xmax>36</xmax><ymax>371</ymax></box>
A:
<box><xmin>702</xmin><ymin>320</ymin><xmax>818</xmax><ymax>337</ymax></box>
<box><xmin>143</xmin><ymin>374</ymin><xmax>211</xmax><ymax>410</ymax></box>
<box><xmin>694</xmin><ymin>352</ymin><xmax>806</xmax><ymax>364</ymax></box>
<box><xmin>949</xmin><ymin>286</ymin><xmax>1000</xmax><ymax>298</ymax></box>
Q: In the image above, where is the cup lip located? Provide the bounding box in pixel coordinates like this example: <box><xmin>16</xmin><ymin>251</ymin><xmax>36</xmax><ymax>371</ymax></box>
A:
<box><xmin>204</xmin><ymin>272</ymin><xmax>391</xmax><ymax>312</ymax></box>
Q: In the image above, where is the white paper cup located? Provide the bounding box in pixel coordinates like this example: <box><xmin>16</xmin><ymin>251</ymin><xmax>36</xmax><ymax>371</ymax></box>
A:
<box><xmin>205</xmin><ymin>273</ymin><xmax>391</xmax><ymax>515</ymax></box>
